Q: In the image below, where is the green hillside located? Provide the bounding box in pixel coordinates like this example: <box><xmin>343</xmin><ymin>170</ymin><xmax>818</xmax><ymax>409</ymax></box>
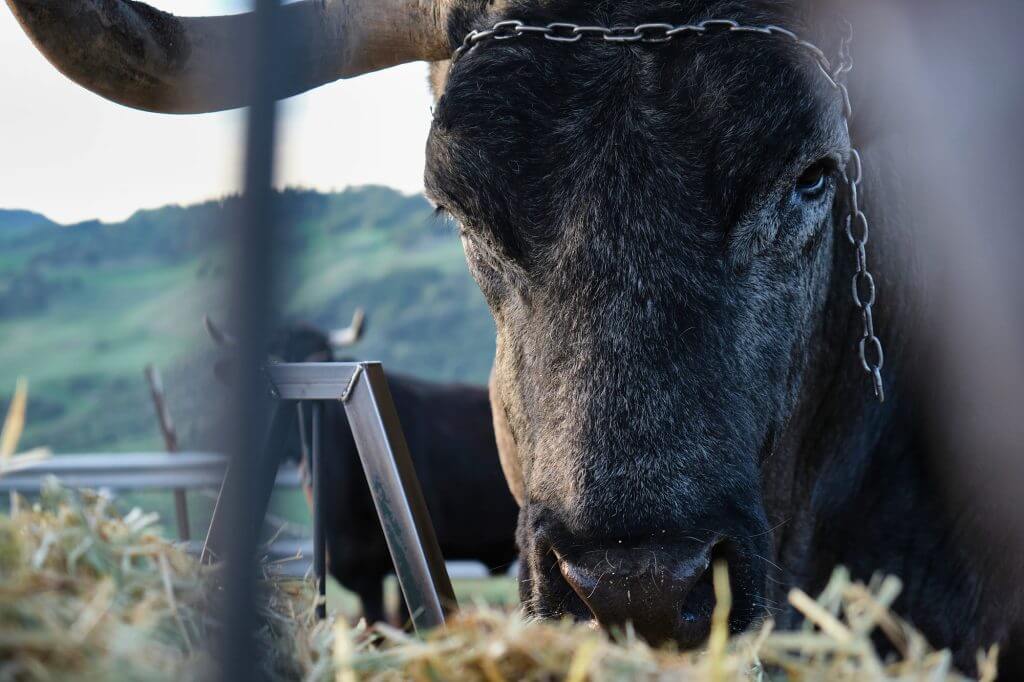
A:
<box><xmin>0</xmin><ymin>187</ymin><xmax>495</xmax><ymax>454</ymax></box>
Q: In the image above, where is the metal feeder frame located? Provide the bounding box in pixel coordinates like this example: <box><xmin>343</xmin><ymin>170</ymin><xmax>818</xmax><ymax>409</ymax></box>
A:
<box><xmin>206</xmin><ymin>361</ymin><xmax>457</xmax><ymax>631</ymax></box>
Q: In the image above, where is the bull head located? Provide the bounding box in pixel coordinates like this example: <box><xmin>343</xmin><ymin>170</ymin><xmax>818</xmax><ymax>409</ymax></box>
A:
<box><xmin>9</xmin><ymin>0</ymin><xmax>879</xmax><ymax>654</ymax></box>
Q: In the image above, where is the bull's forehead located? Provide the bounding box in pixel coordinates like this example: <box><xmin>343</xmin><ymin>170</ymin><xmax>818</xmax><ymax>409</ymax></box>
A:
<box><xmin>427</xmin><ymin>0</ymin><xmax>843</xmax><ymax>270</ymax></box>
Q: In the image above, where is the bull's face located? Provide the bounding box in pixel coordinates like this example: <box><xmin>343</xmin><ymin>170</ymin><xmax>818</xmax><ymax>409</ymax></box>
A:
<box><xmin>426</xmin><ymin>3</ymin><xmax>848</xmax><ymax>646</ymax></box>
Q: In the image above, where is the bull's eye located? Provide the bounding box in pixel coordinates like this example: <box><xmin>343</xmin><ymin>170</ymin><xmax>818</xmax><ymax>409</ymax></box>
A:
<box><xmin>795</xmin><ymin>160</ymin><xmax>833</xmax><ymax>199</ymax></box>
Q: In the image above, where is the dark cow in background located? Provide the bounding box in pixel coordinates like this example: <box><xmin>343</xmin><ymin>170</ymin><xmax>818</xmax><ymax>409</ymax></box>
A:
<box><xmin>205</xmin><ymin>314</ymin><xmax>518</xmax><ymax>624</ymax></box>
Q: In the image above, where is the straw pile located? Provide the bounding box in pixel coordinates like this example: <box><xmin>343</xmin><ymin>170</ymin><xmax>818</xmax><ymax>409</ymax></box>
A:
<box><xmin>332</xmin><ymin>568</ymin><xmax>998</xmax><ymax>682</ymax></box>
<box><xmin>0</xmin><ymin>482</ymin><xmax>998</xmax><ymax>681</ymax></box>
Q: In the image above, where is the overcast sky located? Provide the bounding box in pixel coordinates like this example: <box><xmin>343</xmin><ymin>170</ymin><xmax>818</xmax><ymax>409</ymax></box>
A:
<box><xmin>0</xmin><ymin>1</ymin><xmax>434</xmax><ymax>224</ymax></box>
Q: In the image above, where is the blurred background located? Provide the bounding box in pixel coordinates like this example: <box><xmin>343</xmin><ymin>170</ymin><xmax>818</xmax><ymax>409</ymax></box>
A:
<box><xmin>0</xmin><ymin>1</ymin><xmax>497</xmax><ymax>587</ymax></box>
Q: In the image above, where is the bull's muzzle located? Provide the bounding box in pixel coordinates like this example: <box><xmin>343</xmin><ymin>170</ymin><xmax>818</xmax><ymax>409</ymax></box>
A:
<box><xmin>557</xmin><ymin>538</ymin><xmax>723</xmax><ymax>648</ymax></box>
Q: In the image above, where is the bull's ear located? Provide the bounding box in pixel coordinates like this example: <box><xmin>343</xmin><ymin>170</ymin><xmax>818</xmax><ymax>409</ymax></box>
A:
<box><xmin>328</xmin><ymin>307</ymin><xmax>367</xmax><ymax>349</ymax></box>
<box><xmin>6</xmin><ymin>0</ymin><xmax>453</xmax><ymax>114</ymax></box>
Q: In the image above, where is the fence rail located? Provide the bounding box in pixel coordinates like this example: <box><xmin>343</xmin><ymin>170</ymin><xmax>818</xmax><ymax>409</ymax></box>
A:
<box><xmin>0</xmin><ymin>452</ymin><xmax>300</xmax><ymax>492</ymax></box>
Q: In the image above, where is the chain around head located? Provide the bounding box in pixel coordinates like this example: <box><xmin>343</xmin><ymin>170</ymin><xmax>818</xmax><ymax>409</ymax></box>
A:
<box><xmin>451</xmin><ymin>18</ymin><xmax>885</xmax><ymax>402</ymax></box>
<box><xmin>453</xmin><ymin>19</ymin><xmax>836</xmax><ymax>72</ymax></box>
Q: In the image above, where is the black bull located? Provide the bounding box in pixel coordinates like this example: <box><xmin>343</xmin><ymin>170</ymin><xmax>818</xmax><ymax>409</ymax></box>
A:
<box><xmin>8</xmin><ymin>0</ymin><xmax>1024</xmax><ymax>674</ymax></box>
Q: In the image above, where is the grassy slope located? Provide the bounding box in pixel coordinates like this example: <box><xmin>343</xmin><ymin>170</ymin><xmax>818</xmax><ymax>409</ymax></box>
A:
<box><xmin>0</xmin><ymin>187</ymin><xmax>495</xmax><ymax>455</ymax></box>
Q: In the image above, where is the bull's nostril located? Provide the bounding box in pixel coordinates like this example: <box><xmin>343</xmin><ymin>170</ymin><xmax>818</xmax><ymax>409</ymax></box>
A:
<box><xmin>676</xmin><ymin>564</ymin><xmax>716</xmax><ymax>645</ymax></box>
<box><xmin>680</xmin><ymin>566</ymin><xmax>714</xmax><ymax>617</ymax></box>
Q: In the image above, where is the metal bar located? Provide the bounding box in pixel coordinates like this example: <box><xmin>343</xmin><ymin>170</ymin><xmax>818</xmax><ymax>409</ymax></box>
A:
<box><xmin>144</xmin><ymin>364</ymin><xmax>190</xmax><ymax>540</ymax></box>
<box><xmin>296</xmin><ymin>402</ymin><xmax>310</xmax><ymax>470</ymax></box>
<box><xmin>219</xmin><ymin>0</ymin><xmax>287</xmax><ymax>674</ymax></box>
<box><xmin>343</xmin><ymin>362</ymin><xmax>457</xmax><ymax>631</ymax></box>
<box><xmin>267</xmin><ymin>362</ymin><xmax>359</xmax><ymax>400</ymax></box>
<box><xmin>295</xmin><ymin>402</ymin><xmax>314</xmax><ymax>509</ymax></box>
<box><xmin>0</xmin><ymin>452</ymin><xmax>307</xmax><ymax>493</ymax></box>
<box><xmin>311</xmin><ymin>401</ymin><xmax>326</xmax><ymax>619</ymax></box>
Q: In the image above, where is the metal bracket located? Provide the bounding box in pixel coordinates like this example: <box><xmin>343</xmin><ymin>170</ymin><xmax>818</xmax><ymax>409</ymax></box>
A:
<box><xmin>208</xmin><ymin>362</ymin><xmax>456</xmax><ymax>631</ymax></box>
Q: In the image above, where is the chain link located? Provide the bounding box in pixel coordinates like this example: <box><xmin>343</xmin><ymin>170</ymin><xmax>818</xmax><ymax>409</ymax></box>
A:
<box><xmin>450</xmin><ymin>18</ymin><xmax>885</xmax><ymax>402</ymax></box>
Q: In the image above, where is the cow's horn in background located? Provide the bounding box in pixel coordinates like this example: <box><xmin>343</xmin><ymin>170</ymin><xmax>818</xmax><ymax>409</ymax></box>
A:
<box><xmin>203</xmin><ymin>315</ymin><xmax>238</xmax><ymax>348</ymax></box>
<box><xmin>5</xmin><ymin>0</ymin><xmax>450</xmax><ymax>114</ymax></box>
<box><xmin>329</xmin><ymin>308</ymin><xmax>367</xmax><ymax>348</ymax></box>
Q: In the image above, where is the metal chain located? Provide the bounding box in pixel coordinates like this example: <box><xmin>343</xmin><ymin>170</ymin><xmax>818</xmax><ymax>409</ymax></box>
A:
<box><xmin>453</xmin><ymin>19</ymin><xmax>837</xmax><ymax>72</ymax></box>
<box><xmin>832</xmin><ymin>26</ymin><xmax>885</xmax><ymax>402</ymax></box>
<box><xmin>451</xmin><ymin>18</ymin><xmax>885</xmax><ymax>402</ymax></box>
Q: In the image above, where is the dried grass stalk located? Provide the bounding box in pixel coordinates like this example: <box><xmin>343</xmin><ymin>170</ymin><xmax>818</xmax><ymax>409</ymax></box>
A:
<box><xmin>0</xmin><ymin>378</ymin><xmax>28</xmax><ymax>461</ymax></box>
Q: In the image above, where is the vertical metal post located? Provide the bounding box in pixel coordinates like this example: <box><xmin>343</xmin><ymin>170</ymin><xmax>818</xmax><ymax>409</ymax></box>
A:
<box><xmin>311</xmin><ymin>401</ymin><xmax>326</xmax><ymax>619</ymax></box>
<box><xmin>219</xmin><ymin>0</ymin><xmax>286</xmax><ymax>676</ymax></box>
<box><xmin>296</xmin><ymin>402</ymin><xmax>310</xmax><ymax>470</ymax></box>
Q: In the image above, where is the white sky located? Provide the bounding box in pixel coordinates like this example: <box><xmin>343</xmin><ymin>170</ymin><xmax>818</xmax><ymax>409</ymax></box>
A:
<box><xmin>0</xmin><ymin>1</ymin><xmax>434</xmax><ymax>224</ymax></box>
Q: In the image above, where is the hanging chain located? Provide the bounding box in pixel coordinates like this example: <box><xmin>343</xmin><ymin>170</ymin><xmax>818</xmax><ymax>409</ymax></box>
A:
<box><xmin>451</xmin><ymin>18</ymin><xmax>885</xmax><ymax>402</ymax></box>
<box><xmin>824</xmin><ymin>24</ymin><xmax>885</xmax><ymax>402</ymax></box>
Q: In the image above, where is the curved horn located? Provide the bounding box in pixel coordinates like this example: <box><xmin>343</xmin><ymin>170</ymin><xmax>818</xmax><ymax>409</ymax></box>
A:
<box><xmin>329</xmin><ymin>307</ymin><xmax>367</xmax><ymax>348</ymax></box>
<box><xmin>5</xmin><ymin>0</ymin><xmax>451</xmax><ymax>114</ymax></box>
<box><xmin>203</xmin><ymin>315</ymin><xmax>238</xmax><ymax>348</ymax></box>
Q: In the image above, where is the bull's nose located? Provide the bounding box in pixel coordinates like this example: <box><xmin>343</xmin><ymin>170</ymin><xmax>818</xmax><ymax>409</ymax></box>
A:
<box><xmin>558</xmin><ymin>540</ymin><xmax>717</xmax><ymax>649</ymax></box>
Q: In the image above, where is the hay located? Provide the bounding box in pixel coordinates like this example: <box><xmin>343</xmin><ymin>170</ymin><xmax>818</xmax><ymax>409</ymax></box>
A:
<box><xmin>0</xmin><ymin>480</ymin><xmax>212</xmax><ymax>680</ymax></box>
<box><xmin>0</xmin><ymin>482</ymin><xmax>995</xmax><ymax>681</ymax></box>
<box><xmin>332</xmin><ymin>574</ymin><xmax>995</xmax><ymax>682</ymax></box>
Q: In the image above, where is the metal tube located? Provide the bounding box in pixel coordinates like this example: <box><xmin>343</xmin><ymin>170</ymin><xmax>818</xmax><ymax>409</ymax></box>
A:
<box><xmin>296</xmin><ymin>402</ymin><xmax>310</xmax><ymax>469</ymax></box>
<box><xmin>342</xmin><ymin>363</ymin><xmax>457</xmax><ymax>631</ymax></box>
<box><xmin>218</xmin><ymin>0</ymin><xmax>287</xmax><ymax>675</ymax></box>
<box><xmin>311</xmin><ymin>401</ymin><xmax>326</xmax><ymax>619</ymax></box>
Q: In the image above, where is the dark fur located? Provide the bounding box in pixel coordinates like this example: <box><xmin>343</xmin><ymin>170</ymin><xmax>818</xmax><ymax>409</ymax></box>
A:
<box><xmin>270</xmin><ymin>326</ymin><xmax>519</xmax><ymax>624</ymax></box>
<box><xmin>423</xmin><ymin>0</ymin><xmax>1022</xmax><ymax>672</ymax></box>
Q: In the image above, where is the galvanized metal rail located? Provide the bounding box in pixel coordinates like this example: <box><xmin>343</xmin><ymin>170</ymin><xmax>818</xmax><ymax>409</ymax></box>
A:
<box><xmin>0</xmin><ymin>452</ymin><xmax>301</xmax><ymax>491</ymax></box>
